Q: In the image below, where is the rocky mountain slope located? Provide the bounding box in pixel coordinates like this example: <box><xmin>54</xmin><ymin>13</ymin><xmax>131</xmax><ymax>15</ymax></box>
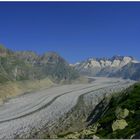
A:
<box><xmin>60</xmin><ymin>82</ymin><xmax>140</xmax><ymax>139</ymax></box>
<box><xmin>95</xmin><ymin>83</ymin><xmax>140</xmax><ymax>139</ymax></box>
<box><xmin>0</xmin><ymin>45</ymin><xmax>79</xmax><ymax>83</ymax></box>
<box><xmin>110</xmin><ymin>62</ymin><xmax>140</xmax><ymax>81</ymax></box>
<box><xmin>74</xmin><ymin>55</ymin><xmax>140</xmax><ymax>80</ymax></box>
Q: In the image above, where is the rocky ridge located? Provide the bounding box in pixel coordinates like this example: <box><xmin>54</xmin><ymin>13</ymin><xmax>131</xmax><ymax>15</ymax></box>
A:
<box><xmin>0</xmin><ymin>45</ymin><xmax>79</xmax><ymax>83</ymax></box>
<box><xmin>61</xmin><ymin>82</ymin><xmax>140</xmax><ymax>139</ymax></box>
<box><xmin>74</xmin><ymin>55</ymin><xmax>140</xmax><ymax>80</ymax></box>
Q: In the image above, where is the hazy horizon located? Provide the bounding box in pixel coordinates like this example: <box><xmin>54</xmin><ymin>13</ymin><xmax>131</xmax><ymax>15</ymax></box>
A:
<box><xmin>0</xmin><ymin>2</ymin><xmax>140</xmax><ymax>63</ymax></box>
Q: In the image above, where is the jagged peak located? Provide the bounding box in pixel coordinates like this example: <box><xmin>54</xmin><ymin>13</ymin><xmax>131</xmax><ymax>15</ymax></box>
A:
<box><xmin>86</xmin><ymin>55</ymin><xmax>135</xmax><ymax>62</ymax></box>
<box><xmin>43</xmin><ymin>51</ymin><xmax>60</xmax><ymax>57</ymax></box>
<box><xmin>74</xmin><ymin>55</ymin><xmax>138</xmax><ymax>70</ymax></box>
<box><xmin>111</xmin><ymin>55</ymin><xmax>134</xmax><ymax>61</ymax></box>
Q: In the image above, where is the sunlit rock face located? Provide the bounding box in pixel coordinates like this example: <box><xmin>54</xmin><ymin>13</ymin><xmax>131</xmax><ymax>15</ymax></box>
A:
<box><xmin>74</xmin><ymin>55</ymin><xmax>140</xmax><ymax>80</ymax></box>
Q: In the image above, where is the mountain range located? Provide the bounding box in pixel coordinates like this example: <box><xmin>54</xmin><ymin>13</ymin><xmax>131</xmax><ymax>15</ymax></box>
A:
<box><xmin>0</xmin><ymin>45</ymin><xmax>140</xmax><ymax>139</ymax></box>
<box><xmin>73</xmin><ymin>55</ymin><xmax>140</xmax><ymax>81</ymax></box>
<box><xmin>0</xmin><ymin>45</ymin><xmax>79</xmax><ymax>83</ymax></box>
<box><xmin>1</xmin><ymin>45</ymin><xmax>140</xmax><ymax>83</ymax></box>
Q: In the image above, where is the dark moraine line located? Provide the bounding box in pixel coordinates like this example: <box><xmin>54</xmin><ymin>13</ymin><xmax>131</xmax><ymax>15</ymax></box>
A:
<box><xmin>0</xmin><ymin>82</ymin><xmax>123</xmax><ymax>124</ymax></box>
<box><xmin>0</xmin><ymin>84</ymin><xmax>101</xmax><ymax>123</ymax></box>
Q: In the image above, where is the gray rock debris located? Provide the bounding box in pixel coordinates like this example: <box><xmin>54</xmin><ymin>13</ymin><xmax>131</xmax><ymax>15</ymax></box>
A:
<box><xmin>0</xmin><ymin>77</ymin><xmax>135</xmax><ymax>139</ymax></box>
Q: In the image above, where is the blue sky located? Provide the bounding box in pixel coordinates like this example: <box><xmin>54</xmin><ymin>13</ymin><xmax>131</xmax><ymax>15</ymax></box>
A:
<box><xmin>0</xmin><ymin>2</ymin><xmax>140</xmax><ymax>63</ymax></box>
